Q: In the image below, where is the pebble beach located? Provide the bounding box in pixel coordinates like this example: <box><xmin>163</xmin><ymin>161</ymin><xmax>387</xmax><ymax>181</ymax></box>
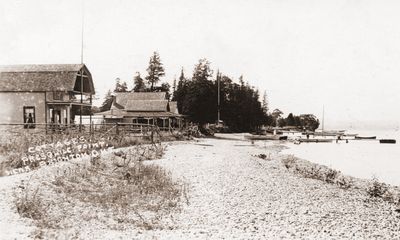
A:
<box><xmin>1</xmin><ymin>134</ymin><xmax>400</xmax><ymax>239</ymax></box>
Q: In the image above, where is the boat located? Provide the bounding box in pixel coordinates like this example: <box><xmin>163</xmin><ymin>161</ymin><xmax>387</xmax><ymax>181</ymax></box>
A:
<box><xmin>298</xmin><ymin>138</ymin><xmax>333</xmax><ymax>143</ymax></box>
<box><xmin>379</xmin><ymin>139</ymin><xmax>396</xmax><ymax>144</ymax></box>
<box><xmin>246</xmin><ymin>135</ymin><xmax>288</xmax><ymax>141</ymax></box>
<box><xmin>343</xmin><ymin>133</ymin><xmax>358</xmax><ymax>137</ymax></box>
<box><xmin>355</xmin><ymin>136</ymin><xmax>376</xmax><ymax>140</ymax></box>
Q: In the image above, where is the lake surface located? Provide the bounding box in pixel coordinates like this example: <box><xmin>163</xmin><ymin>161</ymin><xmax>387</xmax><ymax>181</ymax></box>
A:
<box><xmin>282</xmin><ymin>129</ymin><xmax>400</xmax><ymax>186</ymax></box>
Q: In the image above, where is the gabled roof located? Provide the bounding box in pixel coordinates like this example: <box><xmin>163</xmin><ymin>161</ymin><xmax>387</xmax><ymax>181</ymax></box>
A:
<box><xmin>0</xmin><ymin>64</ymin><xmax>95</xmax><ymax>93</ymax></box>
<box><xmin>125</xmin><ymin>100</ymin><xmax>169</xmax><ymax>112</ymax></box>
<box><xmin>115</xmin><ymin>92</ymin><xmax>166</xmax><ymax>106</ymax></box>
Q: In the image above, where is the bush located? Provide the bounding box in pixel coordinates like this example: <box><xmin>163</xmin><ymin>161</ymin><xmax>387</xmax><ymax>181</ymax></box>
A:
<box><xmin>282</xmin><ymin>155</ymin><xmax>352</xmax><ymax>189</ymax></box>
<box><xmin>367</xmin><ymin>177</ymin><xmax>389</xmax><ymax>198</ymax></box>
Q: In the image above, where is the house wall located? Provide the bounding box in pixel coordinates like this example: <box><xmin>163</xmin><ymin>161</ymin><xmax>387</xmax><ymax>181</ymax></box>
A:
<box><xmin>46</xmin><ymin>91</ymin><xmax>70</xmax><ymax>101</ymax></box>
<box><xmin>0</xmin><ymin>92</ymin><xmax>46</xmax><ymax>124</ymax></box>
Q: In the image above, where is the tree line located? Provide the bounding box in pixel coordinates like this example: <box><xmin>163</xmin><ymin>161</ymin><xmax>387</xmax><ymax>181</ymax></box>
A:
<box><xmin>100</xmin><ymin>52</ymin><xmax>320</xmax><ymax>132</ymax></box>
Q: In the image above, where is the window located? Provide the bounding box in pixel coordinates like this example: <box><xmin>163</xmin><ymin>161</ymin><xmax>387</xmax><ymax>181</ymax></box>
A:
<box><xmin>53</xmin><ymin>91</ymin><xmax>63</xmax><ymax>100</ymax></box>
<box><xmin>23</xmin><ymin>106</ymin><xmax>35</xmax><ymax>129</ymax></box>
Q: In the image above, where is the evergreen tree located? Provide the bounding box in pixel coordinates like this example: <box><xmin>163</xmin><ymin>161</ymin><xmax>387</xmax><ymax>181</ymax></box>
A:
<box><xmin>171</xmin><ymin>60</ymin><xmax>269</xmax><ymax>132</ymax></box>
<box><xmin>173</xmin><ymin>68</ymin><xmax>188</xmax><ymax>113</ymax></box>
<box><xmin>192</xmin><ymin>58</ymin><xmax>213</xmax><ymax>82</ymax></box>
<box><xmin>133</xmin><ymin>72</ymin><xmax>146</xmax><ymax>92</ymax></box>
<box><xmin>100</xmin><ymin>90</ymin><xmax>113</xmax><ymax>112</ymax></box>
<box><xmin>114</xmin><ymin>78</ymin><xmax>128</xmax><ymax>92</ymax></box>
<box><xmin>160</xmin><ymin>82</ymin><xmax>171</xmax><ymax>100</ymax></box>
<box><xmin>286</xmin><ymin>113</ymin><xmax>295</xmax><ymax>126</ymax></box>
<box><xmin>172</xmin><ymin>77</ymin><xmax>177</xmax><ymax>96</ymax></box>
<box><xmin>145</xmin><ymin>51</ymin><xmax>165</xmax><ymax>90</ymax></box>
<box><xmin>262</xmin><ymin>90</ymin><xmax>269</xmax><ymax>114</ymax></box>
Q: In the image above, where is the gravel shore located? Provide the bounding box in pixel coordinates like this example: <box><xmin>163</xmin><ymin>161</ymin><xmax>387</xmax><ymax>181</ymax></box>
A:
<box><xmin>1</xmin><ymin>134</ymin><xmax>400</xmax><ymax>239</ymax></box>
<box><xmin>149</xmin><ymin>135</ymin><xmax>400</xmax><ymax>239</ymax></box>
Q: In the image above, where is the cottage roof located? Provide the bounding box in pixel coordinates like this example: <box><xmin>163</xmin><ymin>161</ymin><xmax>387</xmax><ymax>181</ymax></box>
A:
<box><xmin>96</xmin><ymin>109</ymin><xmax>181</xmax><ymax>118</ymax></box>
<box><xmin>125</xmin><ymin>100</ymin><xmax>169</xmax><ymax>112</ymax></box>
<box><xmin>0</xmin><ymin>64</ymin><xmax>95</xmax><ymax>93</ymax></box>
<box><xmin>115</xmin><ymin>92</ymin><xmax>166</xmax><ymax>106</ymax></box>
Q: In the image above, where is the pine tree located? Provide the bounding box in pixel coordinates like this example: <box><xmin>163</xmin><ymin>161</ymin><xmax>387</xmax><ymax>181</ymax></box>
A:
<box><xmin>100</xmin><ymin>90</ymin><xmax>113</xmax><ymax>112</ymax></box>
<box><xmin>239</xmin><ymin>75</ymin><xmax>245</xmax><ymax>87</ymax></box>
<box><xmin>192</xmin><ymin>58</ymin><xmax>213</xmax><ymax>82</ymax></box>
<box><xmin>133</xmin><ymin>72</ymin><xmax>146</xmax><ymax>92</ymax></box>
<box><xmin>172</xmin><ymin>77</ymin><xmax>177</xmax><ymax>96</ymax></box>
<box><xmin>262</xmin><ymin>90</ymin><xmax>269</xmax><ymax>114</ymax></box>
<box><xmin>286</xmin><ymin>113</ymin><xmax>295</xmax><ymax>126</ymax></box>
<box><xmin>160</xmin><ymin>82</ymin><xmax>171</xmax><ymax>100</ymax></box>
<box><xmin>114</xmin><ymin>78</ymin><xmax>128</xmax><ymax>92</ymax></box>
<box><xmin>145</xmin><ymin>51</ymin><xmax>165</xmax><ymax>91</ymax></box>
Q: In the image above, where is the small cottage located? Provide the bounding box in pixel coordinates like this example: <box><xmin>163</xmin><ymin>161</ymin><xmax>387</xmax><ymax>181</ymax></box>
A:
<box><xmin>97</xmin><ymin>92</ymin><xmax>183</xmax><ymax>129</ymax></box>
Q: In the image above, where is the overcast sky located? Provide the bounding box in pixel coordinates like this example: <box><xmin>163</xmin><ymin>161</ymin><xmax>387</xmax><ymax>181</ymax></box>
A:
<box><xmin>1</xmin><ymin>0</ymin><xmax>399</xmax><ymax>129</ymax></box>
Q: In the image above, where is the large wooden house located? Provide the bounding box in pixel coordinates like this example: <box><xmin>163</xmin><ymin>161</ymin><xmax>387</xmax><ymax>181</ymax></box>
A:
<box><xmin>0</xmin><ymin>64</ymin><xmax>95</xmax><ymax>129</ymax></box>
<box><xmin>97</xmin><ymin>92</ymin><xmax>183</xmax><ymax>129</ymax></box>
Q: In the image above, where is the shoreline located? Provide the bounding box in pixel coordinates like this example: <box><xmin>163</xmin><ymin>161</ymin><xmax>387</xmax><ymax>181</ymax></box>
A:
<box><xmin>281</xmin><ymin>138</ymin><xmax>400</xmax><ymax>187</ymax></box>
<box><xmin>1</xmin><ymin>135</ymin><xmax>400</xmax><ymax>239</ymax></box>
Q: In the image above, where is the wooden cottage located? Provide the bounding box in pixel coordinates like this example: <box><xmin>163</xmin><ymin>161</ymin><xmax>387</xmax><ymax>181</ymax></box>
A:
<box><xmin>0</xmin><ymin>64</ymin><xmax>95</xmax><ymax>129</ymax></box>
<box><xmin>97</xmin><ymin>92</ymin><xmax>183</xmax><ymax>129</ymax></box>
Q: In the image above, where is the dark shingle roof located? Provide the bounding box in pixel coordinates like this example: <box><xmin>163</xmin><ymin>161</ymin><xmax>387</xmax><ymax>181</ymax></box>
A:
<box><xmin>0</xmin><ymin>64</ymin><xmax>94</xmax><ymax>92</ymax></box>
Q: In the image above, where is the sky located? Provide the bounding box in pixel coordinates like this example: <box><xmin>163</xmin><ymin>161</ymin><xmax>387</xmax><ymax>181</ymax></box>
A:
<box><xmin>1</xmin><ymin>0</ymin><xmax>400</xmax><ymax>129</ymax></box>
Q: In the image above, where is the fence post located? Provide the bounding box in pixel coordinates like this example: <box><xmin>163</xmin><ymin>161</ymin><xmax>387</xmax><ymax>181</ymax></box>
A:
<box><xmin>116</xmin><ymin>122</ymin><xmax>119</xmax><ymax>135</ymax></box>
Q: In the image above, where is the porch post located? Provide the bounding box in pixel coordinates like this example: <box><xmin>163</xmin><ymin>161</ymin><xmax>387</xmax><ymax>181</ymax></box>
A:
<box><xmin>66</xmin><ymin>106</ymin><xmax>70</xmax><ymax>125</ymax></box>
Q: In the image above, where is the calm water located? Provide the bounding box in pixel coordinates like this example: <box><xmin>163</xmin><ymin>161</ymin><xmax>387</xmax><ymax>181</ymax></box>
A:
<box><xmin>282</xmin><ymin>130</ymin><xmax>400</xmax><ymax>186</ymax></box>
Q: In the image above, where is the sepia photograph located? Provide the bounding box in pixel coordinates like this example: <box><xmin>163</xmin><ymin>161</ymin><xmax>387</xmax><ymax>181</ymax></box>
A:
<box><xmin>0</xmin><ymin>0</ymin><xmax>400</xmax><ymax>239</ymax></box>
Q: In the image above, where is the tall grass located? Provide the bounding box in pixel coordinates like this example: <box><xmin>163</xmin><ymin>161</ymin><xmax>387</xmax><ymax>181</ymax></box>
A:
<box><xmin>13</xmin><ymin>141</ymin><xmax>187</xmax><ymax>233</ymax></box>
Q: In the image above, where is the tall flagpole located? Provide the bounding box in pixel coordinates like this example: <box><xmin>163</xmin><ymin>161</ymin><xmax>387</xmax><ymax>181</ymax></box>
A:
<box><xmin>81</xmin><ymin>0</ymin><xmax>84</xmax><ymax>64</ymax></box>
<box><xmin>217</xmin><ymin>70</ymin><xmax>220</xmax><ymax>126</ymax></box>
<box><xmin>80</xmin><ymin>0</ymin><xmax>85</xmax><ymax>131</ymax></box>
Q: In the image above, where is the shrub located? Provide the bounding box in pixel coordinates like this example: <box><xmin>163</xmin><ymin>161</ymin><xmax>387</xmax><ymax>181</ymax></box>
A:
<box><xmin>367</xmin><ymin>177</ymin><xmax>389</xmax><ymax>198</ymax></box>
<box><xmin>282</xmin><ymin>156</ymin><xmax>352</xmax><ymax>189</ymax></box>
<box><xmin>14</xmin><ymin>187</ymin><xmax>46</xmax><ymax>221</ymax></box>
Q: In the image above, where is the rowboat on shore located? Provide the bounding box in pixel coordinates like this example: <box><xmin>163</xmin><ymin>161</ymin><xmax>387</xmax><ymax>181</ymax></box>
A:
<box><xmin>379</xmin><ymin>139</ymin><xmax>396</xmax><ymax>144</ymax></box>
<box><xmin>355</xmin><ymin>136</ymin><xmax>377</xmax><ymax>140</ymax></box>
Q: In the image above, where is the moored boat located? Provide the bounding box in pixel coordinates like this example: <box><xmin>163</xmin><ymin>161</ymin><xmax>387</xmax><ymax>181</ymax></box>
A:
<box><xmin>246</xmin><ymin>135</ymin><xmax>288</xmax><ymax>141</ymax></box>
<box><xmin>355</xmin><ymin>136</ymin><xmax>377</xmax><ymax>140</ymax></box>
<box><xmin>379</xmin><ymin>139</ymin><xmax>396</xmax><ymax>144</ymax></box>
<box><xmin>298</xmin><ymin>138</ymin><xmax>333</xmax><ymax>143</ymax></box>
